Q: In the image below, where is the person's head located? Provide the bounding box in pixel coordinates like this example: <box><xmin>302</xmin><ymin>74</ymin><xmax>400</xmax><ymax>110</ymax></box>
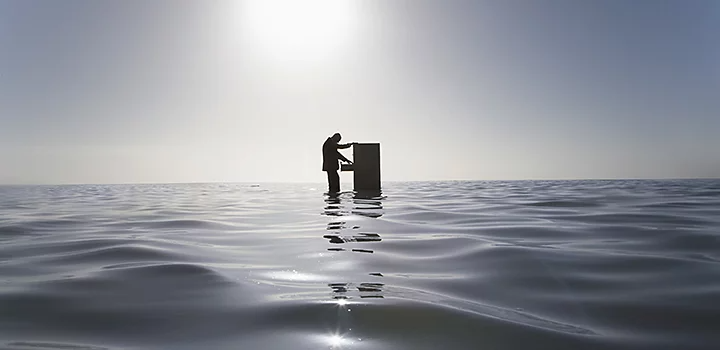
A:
<box><xmin>331</xmin><ymin>133</ymin><xmax>342</xmax><ymax>142</ymax></box>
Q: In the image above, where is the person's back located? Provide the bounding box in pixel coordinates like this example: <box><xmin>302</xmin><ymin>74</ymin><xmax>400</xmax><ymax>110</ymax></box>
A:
<box><xmin>322</xmin><ymin>137</ymin><xmax>339</xmax><ymax>171</ymax></box>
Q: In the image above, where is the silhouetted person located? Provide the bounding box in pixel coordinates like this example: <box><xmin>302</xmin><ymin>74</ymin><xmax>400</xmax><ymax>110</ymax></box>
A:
<box><xmin>322</xmin><ymin>133</ymin><xmax>354</xmax><ymax>193</ymax></box>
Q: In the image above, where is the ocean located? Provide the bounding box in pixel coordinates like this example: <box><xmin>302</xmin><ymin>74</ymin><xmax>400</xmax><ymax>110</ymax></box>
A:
<box><xmin>1</xmin><ymin>180</ymin><xmax>719</xmax><ymax>349</ymax></box>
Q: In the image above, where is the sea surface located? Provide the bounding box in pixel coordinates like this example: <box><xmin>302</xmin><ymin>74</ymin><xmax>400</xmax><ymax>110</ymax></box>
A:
<box><xmin>1</xmin><ymin>180</ymin><xmax>720</xmax><ymax>350</ymax></box>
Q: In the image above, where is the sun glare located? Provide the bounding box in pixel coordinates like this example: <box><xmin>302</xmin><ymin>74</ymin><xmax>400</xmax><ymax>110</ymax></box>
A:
<box><xmin>322</xmin><ymin>332</ymin><xmax>354</xmax><ymax>348</ymax></box>
<box><xmin>239</xmin><ymin>0</ymin><xmax>357</xmax><ymax>61</ymax></box>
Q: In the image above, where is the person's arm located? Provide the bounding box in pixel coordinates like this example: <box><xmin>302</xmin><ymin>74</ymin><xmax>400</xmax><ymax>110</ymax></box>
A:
<box><xmin>337</xmin><ymin>151</ymin><xmax>351</xmax><ymax>163</ymax></box>
<box><xmin>337</xmin><ymin>143</ymin><xmax>353</xmax><ymax>149</ymax></box>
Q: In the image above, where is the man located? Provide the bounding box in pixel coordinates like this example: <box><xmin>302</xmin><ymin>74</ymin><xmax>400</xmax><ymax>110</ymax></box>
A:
<box><xmin>322</xmin><ymin>133</ymin><xmax>354</xmax><ymax>193</ymax></box>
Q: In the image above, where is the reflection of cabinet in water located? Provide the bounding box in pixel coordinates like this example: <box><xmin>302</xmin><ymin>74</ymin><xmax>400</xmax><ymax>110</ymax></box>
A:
<box><xmin>340</xmin><ymin>143</ymin><xmax>381</xmax><ymax>191</ymax></box>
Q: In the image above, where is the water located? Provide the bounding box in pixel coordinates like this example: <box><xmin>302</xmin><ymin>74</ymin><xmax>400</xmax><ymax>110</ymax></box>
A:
<box><xmin>1</xmin><ymin>180</ymin><xmax>720</xmax><ymax>350</ymax></box>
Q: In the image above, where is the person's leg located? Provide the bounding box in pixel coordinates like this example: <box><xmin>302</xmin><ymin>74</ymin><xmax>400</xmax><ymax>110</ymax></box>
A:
<box><xmin>329</xmin><ymin>170</ymin><xmax>340</xmax><ymax>193</ymax></box>
<box><xmin>326</xmin><ymin>171</ymin><xmax>338</xmax><ymax>193</ymax></box>
<box><xmin>326</xmin><ymin>171</ymin><xmax>332</xmax><ymax>192</ymax></box>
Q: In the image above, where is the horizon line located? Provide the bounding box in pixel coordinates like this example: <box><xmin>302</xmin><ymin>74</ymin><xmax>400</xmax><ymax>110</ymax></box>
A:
<box><xmin>1</xmin><ymin>177</ymin><xmax>718</xmax><ymax>187</ymax></box>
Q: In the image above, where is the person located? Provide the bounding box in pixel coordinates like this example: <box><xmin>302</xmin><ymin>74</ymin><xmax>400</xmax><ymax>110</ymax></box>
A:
<box><xmin>322</xmin><ymin>133</ymin><xmax>354</xmax><ymax>193</ymax></box>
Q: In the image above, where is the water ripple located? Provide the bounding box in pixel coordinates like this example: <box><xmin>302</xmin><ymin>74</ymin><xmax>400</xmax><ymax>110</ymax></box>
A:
<box><xmin>1</xmin><ymin>180</ymin><xmax>719</xmax><ymax>349</ymax></box>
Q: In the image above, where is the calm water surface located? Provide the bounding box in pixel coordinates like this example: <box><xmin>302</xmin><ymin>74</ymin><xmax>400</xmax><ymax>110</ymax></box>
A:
<box><xmin>1</xmin><ymin>180</ymin><xmax>720</xmax><ymax>349</ymax></box>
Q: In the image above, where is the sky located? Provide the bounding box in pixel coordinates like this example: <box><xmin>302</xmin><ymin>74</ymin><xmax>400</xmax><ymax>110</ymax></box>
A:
<box><xmin>0</xmin><ymin>0</ymin><xmax>718</xmax><ymax>184</ymax></box>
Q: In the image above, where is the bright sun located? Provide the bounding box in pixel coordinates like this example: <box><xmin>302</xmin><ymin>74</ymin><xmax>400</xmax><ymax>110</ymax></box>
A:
<box><xmin>239</xmin><ymin>0</ymin><xmax>357</xmax><ymax>61</ymax></box>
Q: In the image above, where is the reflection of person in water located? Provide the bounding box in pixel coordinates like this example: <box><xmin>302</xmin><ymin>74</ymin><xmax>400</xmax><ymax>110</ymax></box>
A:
<box><xmin>322</xmin><ymin>133</ymin><xmax>354</xmax><ymax>193</ymax></box>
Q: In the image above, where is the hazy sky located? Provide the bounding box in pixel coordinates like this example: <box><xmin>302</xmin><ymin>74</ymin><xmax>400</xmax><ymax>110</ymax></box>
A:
<box><xmin>1</xmin><ymin>0</ymin><xmax>718</xmax><ymax>184</ymax></box>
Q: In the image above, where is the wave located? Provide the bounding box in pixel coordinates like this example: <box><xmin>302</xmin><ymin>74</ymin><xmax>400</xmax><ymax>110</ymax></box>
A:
<box><xmin>1</xmin><ymin>180</ymin><xmax>719</xmax><ymax>349</ymax></box>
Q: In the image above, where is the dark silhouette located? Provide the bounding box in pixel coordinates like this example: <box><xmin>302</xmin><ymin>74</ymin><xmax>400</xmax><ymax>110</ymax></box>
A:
<box><xmin>321</xmin><ymin>189</ymin><xmax>386</xmax><ymax>301</ymax></box>
<box><xmin>322</xmin><ymin>133</ymin><xmax>354</xmax><ymax>193</ymax></box>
